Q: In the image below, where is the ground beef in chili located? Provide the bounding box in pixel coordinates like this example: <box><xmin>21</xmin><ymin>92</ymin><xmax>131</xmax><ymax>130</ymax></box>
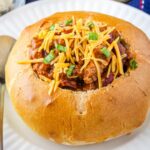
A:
<box><xmin>29</xmin><ymin>26</ymin><xmax>131</xmax><ymax>91</ymax></box>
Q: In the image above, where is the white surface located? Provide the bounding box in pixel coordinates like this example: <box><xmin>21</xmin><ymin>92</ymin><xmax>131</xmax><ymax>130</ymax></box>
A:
<box><xmin>0</xmin><ymin>0</ymin><xmax>150</xmax><ymax>149</ymax></box>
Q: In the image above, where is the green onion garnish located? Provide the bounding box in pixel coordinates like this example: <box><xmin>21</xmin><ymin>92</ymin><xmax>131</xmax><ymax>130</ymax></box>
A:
<box><xmin>43</xmin><ymin>50</ymin><xmax>55</xmax><ymax>64</ymax></box>
<box><xmin>65</xmin><ymin>19</ymin><xmax>73</xmax><ymax>26</ymax></box>
<box><xmin>50</xmin><ymin>24</ymin><xmax>55</xmax><ymax>31</ymax></box>
<box><xmin>101</xmin><ymin>47</ymin><xmax>110</xmax><ymax>58</ymax></box>
<box><xmin>87</xmin><ymin>22</ymin><xmax>94</xmax><ymax>28</ymax></box>
<box><xmin>66</xmin><ymin>64</ymin><xmax>75</xmax><ymax>77</ymax></box>
<box><xmin>129</xmin><ymin>59</ymin><xmax>138</xmax><ymax>70</ymax></box>
<box><xmin>56</xmin><ymin>44</ymin><xmax>67</xmax><ymax>52</ymax></box>
<box><xmin>88</xmin><ymin>32</ymin><xmax>98</xmax><ymax>40</ymax></box>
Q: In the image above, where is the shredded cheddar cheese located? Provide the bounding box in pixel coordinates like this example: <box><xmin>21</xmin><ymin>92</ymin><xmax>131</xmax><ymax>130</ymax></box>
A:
<box><xmin>18</xmin><ymin>17</ymin><xmax>136</xmax><ymax>96</ymax></box>
<box><xmin>83</xmin><ymin>57</ymin><xmax>108</xmax><ymax>66</ymax></box>
<box><xmin>48</xmin><ymin>80</ymin><xmax>55</xmax><ymax>95</ymax></box>
<box><xmin>107</xmin><ymin>64</ymin><xmax>111</xmax><ymax>78</ymax></box>
<box><xmin>17</xmin><ymin>58</ymin><xmax>44</xmax><ymax>64</ymax></box>
<box><xmin>38</xmin><ymin>30</ymin><xmax>48</xmax><ymax>39</ymax></box>
<box><xmin>113</xmin><ymin>37</ymin><xmax>124</xmax><ymax>75</ymax></box>
<box><xmin>112</xmin><ymin>54</ymin><xmax>117</xmax><ymax>73</ymax></box>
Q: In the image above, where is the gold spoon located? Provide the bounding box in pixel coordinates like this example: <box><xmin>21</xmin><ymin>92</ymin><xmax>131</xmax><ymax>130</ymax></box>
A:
<box><xmin>0</xmin><ymin>35</ymin><xmax>16</xmax><ymax>150</ymax></box>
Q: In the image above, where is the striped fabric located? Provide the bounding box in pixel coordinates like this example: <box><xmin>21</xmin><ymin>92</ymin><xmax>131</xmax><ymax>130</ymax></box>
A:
<box><xmin>25</xmin><ymin>0</ymin><xmax>150</xmax><ymax>14</ymax></box>
<box><xmin>128</xmin><ymin>0</ymin><xmax>150</xmax><ymax>14</ymax></box>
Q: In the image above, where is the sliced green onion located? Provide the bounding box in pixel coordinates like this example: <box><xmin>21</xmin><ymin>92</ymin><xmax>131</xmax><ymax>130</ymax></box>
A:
<box><xmin>66</xmin><ymin>64</ymin><xmax>75</xmax><ymax>77</ymax></box>
<box><xmin>43</xmin><ymin>50</ymin><xmax>55</xmax><ymax>64</ymax></box>
<box><xmin>56</xmin><ymin>44</ymin><xmax>67</xmax><ymax>52</ymax></box>
<box><xmin>87</xmin><ymin>22</ymin><xmax>94</xmax><ymax>28</ymax></box>
<box><xmin>65</xmin><ymin>19</ymin><xmax>73</xmax><ymax>26</ymax></box>
<box><xmin>129</xmin><ymin>59</ymin><xmax>138</xmax><ymax>70</ymax></box>
<box><xmin>88</xmin><ymin>32</ymin><xmax>98</xmax><ymax>40</ymax></box>
<box><xmin>50</xmin><ymin>24</ymin><xmax>55</xmax><ymax>31</ymax></box>
<box><xmin>101</xmin><ymin>47</ymin><xmax>110</xmax><ymax>58</ymax></box>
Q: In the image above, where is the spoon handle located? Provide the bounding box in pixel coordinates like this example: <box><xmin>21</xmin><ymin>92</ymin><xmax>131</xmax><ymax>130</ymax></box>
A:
<box><xmin>0</xmin><ymin>83</ymin><xmax>4</xmax><ymax>150</ymax></box>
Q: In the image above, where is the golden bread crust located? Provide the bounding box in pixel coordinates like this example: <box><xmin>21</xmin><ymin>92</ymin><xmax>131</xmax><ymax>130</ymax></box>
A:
<box><xmin>5</xmin><ymin>11</ymin><xmax>150</xmax><ymax>145</ymax></box>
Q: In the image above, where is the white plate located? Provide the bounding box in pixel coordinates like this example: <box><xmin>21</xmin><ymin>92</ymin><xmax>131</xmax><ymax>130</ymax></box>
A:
<box><xmin>0</xmin><ymin>0</ymin><xmax>150</xmax><ymax>149</ymax></box>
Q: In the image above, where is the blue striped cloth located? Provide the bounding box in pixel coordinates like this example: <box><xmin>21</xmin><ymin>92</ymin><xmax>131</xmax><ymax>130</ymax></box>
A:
<box><xmin>26</xmin><ymin>0</ymin><xmax>150</xmax><ymax>14</ymax></box>
<box><xmin>128</xmin><ymin>0</ymin><xmax>150</xmax><ymax>14</ymax></box>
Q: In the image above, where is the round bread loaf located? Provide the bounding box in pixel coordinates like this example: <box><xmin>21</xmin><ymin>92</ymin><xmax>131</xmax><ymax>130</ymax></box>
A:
<box><xmin>5</xmin><ymin>11</ymin><xmax>150</xmax><ymax>145</ymax></box>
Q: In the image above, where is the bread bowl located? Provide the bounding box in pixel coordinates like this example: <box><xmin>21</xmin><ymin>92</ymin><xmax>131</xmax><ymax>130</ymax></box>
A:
<box><xmin>5</xmin><ymin>11</ymin><xmax>150</xmax><ymax>145</ymax></box>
